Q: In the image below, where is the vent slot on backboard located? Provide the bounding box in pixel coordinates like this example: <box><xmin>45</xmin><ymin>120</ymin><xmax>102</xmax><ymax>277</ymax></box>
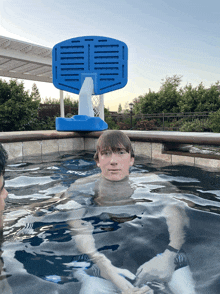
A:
<box><xmin>61</xmin><ymin>52</ymin><xmax>84</xmax><ymax>54</ymax></box>
<box><xmin>94</xmin><ymin>51</ymin><xmax>119</xmax><ymax>54</ymax></box>
<box><xmin>95</xmin><ymin>62</ymin><xmax>119</xmax><ymax>65</ymax></box>
<box><xmin>61</xmin><ymin>46</ymin><xmax>84</xmax><ymax>49</ymax></box>
<box><xmin>100</xmin><ymin>73</ymin><xmax>119</xmax><ymax>76</ymax></box>
<box><xmin>100</xmin><ymin>82</ymin><xmax>121</xmax><ymax>91</ymax></box>
<box><xmin>61</xmin><ymin>68</ymin><xmax>84</xmax><ymax>71</ymax></box>
<box><xmin>94</xmin><ymin>67</ymin><xmax>119</xmax><ymax>70</ymax></box>
<box><xmin>88</xmin><ymin>44</ymin><xmax>90</xmax><ymax>70</ymax></box>
<box><xmin>61</xmin><ymin>74</ymin><xmax>79</xmax><ymax>76</ymax></box>
<box><xmin>58</xmin><ymin>83</ymin><xmax>79</xmax><ymax>91</ymax></box>
<box><xmin>95</xmin><ymin>45</ymin><xmax>119</xmax><ymax>48</ymax></box>
<box><xmin>65</xmin><ymin>79</ymin><xmax>79</xmax><ymax>81</ymax></box>
<box><xmin>100</xmin><ymin>78</ymin><xmax>115</xmax><ymax>81</ymax></box>
<box><xmin>61</xmin><ymin>63</ymin><xmax>84</xmax><ymax>65</ymax></box>
<box><xmin>60</xmin><ymin>57</ymin><xmax>84</xmax><ymax>60</ymax></box>
<box><xmin>94</xmin><ymin>56</ymin><xmax>119</xmax><ymax>59</ymax></box>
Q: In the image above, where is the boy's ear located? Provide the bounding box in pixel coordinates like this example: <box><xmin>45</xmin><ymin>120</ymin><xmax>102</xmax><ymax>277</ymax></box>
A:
<box><xmin>130</xmin><ymin>157</ymin><xmax>134</xmax><ymax>166</ymax></box>
<box><xmin>96</xmin><ymin>160</ymin><xmax>100</xmax><ymax>167</ymax></box>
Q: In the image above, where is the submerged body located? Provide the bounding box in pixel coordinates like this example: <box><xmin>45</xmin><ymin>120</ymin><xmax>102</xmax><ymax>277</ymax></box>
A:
<box><xmin>2</xmin><ymin>151</ymin><xmax>220</xmax><ymax>293</ymax></box>
<box><xmin>65</xmin><ymin>171</ymin><xmax>195</xmax><ymax>294</ymax></box>
<box><xmin>63</xmin><ymin>131</ymin><xmax>195</xmax><ymax>293</ymax></box>
<box><xmin>2</xmin><ymin>131</ymin><xmax>219</xmax><ymax>293</ymax></box>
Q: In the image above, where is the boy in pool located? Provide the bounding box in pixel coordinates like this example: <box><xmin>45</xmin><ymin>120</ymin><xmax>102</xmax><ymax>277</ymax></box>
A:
<box><xmin>0</xmin><ymin>144</ymin><xmax>8</xmax><ymax>220</ymax></box>
<box><xmin>0</xmin><ymin>144</ymin><xmax>13</xmax><ymax>294</ymax></box>
<box><xmin>68</xmin><ymin>130</ymin><xmax>194</xmax><ymax>293</ymax></box>
<box><xmin>69</xmin><ymin>130</ymin><xmax>153</xmax><ymax>293</ymax></box>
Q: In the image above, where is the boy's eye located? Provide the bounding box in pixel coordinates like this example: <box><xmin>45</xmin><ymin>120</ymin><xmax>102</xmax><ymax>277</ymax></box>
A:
<box><xmin>117</xmin><ymin>149</ymin><xmax>127</xmax><ymax>155</ymax></box>
<box><xmin>100</xmin><ymin>149</ymin><xmax>127</xmax><ymax>156</ymax></box>
<box><xmin>102</xmin><ymin>150</ymin><xmax>111</xmax><ymax>156</ymax></box>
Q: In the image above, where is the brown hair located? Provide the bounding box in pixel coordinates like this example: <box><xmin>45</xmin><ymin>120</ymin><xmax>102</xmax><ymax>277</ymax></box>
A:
<box><xmin>94</xmin><ymin>130</ymin><xmax>134</xmax><ymax>161</ymax></box>
<box><xmin>0</xmin><ymin>144</ymin><xmax>7</xmax><ymax>176</ymax></box>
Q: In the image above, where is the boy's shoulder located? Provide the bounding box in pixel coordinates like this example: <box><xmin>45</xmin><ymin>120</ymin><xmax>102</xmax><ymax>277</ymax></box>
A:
<box><xmin>66</xmin><ymin>173</ymin><xmax>100</xmax><ymax>194</ymax></box>
<box><xmin>73</xmin><ymin>173</ymin><xmax>100</xmax><ymax>185</ymax></box>
<box><xmin>129</xmin><ymin>172</ymin><xmax>155</xmax><ymax>180</ymax></box>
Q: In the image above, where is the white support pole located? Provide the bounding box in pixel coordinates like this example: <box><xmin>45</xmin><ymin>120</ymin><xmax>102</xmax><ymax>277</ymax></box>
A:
<box><xmin>99</xmin><ymin>94</ymin><xmax>104</xmax><ymax>120</ymax></box>
<box><xmin>60</xmin><ymin>90</ymin><xmax>65</xmax><ymax>117</ymax></box>
<box><xmin>78</xmin><ymin>77</ymin><xmax>94</xmax><ymax>117</ymax></box>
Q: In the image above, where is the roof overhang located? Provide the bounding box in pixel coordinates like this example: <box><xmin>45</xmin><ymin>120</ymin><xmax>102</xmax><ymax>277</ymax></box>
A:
<box><xmin>0</xmin><ymin>36</ymin><xmax>52</xmax><ymax>83</ymax></box>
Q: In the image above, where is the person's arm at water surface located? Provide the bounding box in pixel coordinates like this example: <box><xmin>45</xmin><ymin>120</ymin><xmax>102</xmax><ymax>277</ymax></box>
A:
<box><xmin>135</xmin><ymin>202</ymin><xmax>190</xmax><ymax>285</ymax></box>
<box><xmin>69</xmin><ymin>218</ymin><xmax>153</xmax><ymax>294</ymax></box>
<box><xmin>164</xmin><ymin>202</ymin><xmax>190</xmax><ymax>250</ymax></box>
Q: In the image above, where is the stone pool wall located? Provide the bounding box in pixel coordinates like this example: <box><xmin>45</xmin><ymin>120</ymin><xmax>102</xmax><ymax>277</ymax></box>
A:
<box><xmin>1</xmin><ymin>130</ymin><xmax>220</xmax><ymax>169</ymax></box>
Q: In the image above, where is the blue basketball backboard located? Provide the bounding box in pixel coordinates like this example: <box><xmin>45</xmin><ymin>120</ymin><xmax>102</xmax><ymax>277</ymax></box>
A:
<box><xmin>52</xmin><ymin>36</ymin><xmax>128</xmax><ymax>95</ymax></box>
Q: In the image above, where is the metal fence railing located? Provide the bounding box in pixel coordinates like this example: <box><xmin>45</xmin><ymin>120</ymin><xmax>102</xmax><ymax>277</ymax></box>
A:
<box><xmin>38</xmin><ymin>104</ymin><xmax>78</xmax><ymax>118</ymax></box>
<box><xmin>37</xmin><ymin>107</ymin><xmax>213</xmax><ymax>131</ymax></box>
<box><xmin>105</xmin><ymin>111</ymin><xmax>212</xmax><ymax>131</ymax></box>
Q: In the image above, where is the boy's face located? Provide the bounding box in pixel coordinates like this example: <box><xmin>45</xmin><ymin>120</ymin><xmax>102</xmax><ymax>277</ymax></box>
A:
<box><xmin>0</xmin><ymin>175</ymin><xmax>8</xmax><ymax>211</ymax></box>
<box><xmin>96</xmin><ymin>146</ymin><xmax>134</xmax><ymax>181</ymax></box>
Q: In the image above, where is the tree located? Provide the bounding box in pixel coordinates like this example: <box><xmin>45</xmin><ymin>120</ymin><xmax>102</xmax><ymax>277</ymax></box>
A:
<box><xmin>118</xmin><ymin>103</ymin><xmax>122</xmax><ymax>113</ymax></box>
<box><xmin>194</xmin><ymin>83</ymin><xmax>220</xmax><ymax>112</ymax></box>
<box><xmin>179</xmin><ymin>82</ymin><xmax>220</xmax><ymax>113</ymax></box>
<box><xmin>209</xmin><ymin>109</ymin><xmax>220</xmax><ymax>133</ymax></box>
<box><xmin>178</xmin><ymin>84</ymin><xmax>198</xmax><ymax>112</ymax></box>
<box><xmin>157</xmin><ymin>75</ymin><xmax>181</xmax><ymax>113</ymax></box>
<box><xmin>133</xmin><ymin>75</ymin><xmax>182</xmax><ymax>114</ymax></box>
<box><xmin>31</xmin><ymin>83</ymin><xmax>41</xmax><ymax>101</ymax></box>
<box><xmin>43</xmin><ymin>96</ymin><xmax>78</xmax><ymax>108</ymax></box>
<box><xmin>0</xmin><ymin>79</ymin><xmax>40</xmax><ymax>131</ymax></box>
<box><xmin>133</xmin><ymin>75</ymin><xmax>220</xmax><ymax>115</ymax></box>
<box><xmin>133</xmin><ymin>91</ymin><xmax>160</xmax><ymax>114</ymax></box>
<box><xmin>124</xmin><ymin>101</ymin><xmax>129</xmax><ymax>110</ymax></box>
<box><xmin>104</xmin><ymin>107</ymin><xmax>119</xmax><ymax>129</ymax></box>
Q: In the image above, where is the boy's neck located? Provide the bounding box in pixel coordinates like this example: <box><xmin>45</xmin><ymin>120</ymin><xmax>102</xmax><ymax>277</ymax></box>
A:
<box><xmin>101</xmin><ymin>174</ymin><xmax>129</xmax><ymax>182</ymax></box>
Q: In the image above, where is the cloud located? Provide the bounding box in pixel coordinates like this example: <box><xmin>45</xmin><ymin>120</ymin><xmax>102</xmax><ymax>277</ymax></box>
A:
<box><xmin>0</xmin><ymin>25</ymin><xmax>30</xmax><ymax>42</ymax></box>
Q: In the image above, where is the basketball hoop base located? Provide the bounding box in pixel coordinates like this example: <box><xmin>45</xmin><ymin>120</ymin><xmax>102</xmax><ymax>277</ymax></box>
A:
<box><xmin>56</xmin><ymin>115</ymin><xmax>108</xmax><ymax>132</ymax></box>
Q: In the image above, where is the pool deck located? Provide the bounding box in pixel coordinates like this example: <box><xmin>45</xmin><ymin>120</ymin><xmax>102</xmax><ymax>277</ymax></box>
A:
<box><xmin>1</xmin><ymin>130</ymin><xmax>220</xmax><ymax>170</ymax></box>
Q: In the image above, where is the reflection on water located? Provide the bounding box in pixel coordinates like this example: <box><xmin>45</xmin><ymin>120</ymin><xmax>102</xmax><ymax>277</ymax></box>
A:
<box><xmin>1</xmin><ymin>152</ymin><xmax>220</xmax><ymax>293</ymax></box>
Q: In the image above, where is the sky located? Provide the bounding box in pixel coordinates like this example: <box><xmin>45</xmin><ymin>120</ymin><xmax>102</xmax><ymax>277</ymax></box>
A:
<box><xmin>0</xmin><ymin>0</ymin><xmax>220</xmax><ymax>111</ymax></box>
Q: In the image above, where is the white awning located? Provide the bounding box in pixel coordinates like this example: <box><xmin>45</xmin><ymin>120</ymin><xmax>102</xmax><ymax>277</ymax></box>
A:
<box><xmin>0</xmin><ymin>36</ymin><xmax>52</xmax><ymax>83</ymax></box>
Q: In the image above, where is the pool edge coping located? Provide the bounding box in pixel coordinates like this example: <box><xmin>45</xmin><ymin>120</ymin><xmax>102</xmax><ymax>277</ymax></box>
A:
<box><xmin>1</xmin><ymin>130</ymin><xmax>220</xmax><ymax>170</ymax></box>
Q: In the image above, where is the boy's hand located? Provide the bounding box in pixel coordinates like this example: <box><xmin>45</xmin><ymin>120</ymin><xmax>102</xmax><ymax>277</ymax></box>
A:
<box><xmin>121</xmin><ymin>285</ymin><xmax>154</xmax><ymax>293</ymax></box>
<box><xmin>98</xmin><ymin>261</ymin><xmax>153</xmax><ymax>293</ymax></box>
<box><xmin>135</xmin><ymin>250</ymin><xmax>176</xmax><ymax>286</ymax></box>
<box><xmin>98</xmin><ymin>261</ymin><xmax>135</xmax><ymax>292</ymax></box>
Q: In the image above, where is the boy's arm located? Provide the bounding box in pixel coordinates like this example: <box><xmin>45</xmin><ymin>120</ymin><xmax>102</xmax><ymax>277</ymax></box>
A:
<box><xmin>164</xmin><ymin>202</ymin><xmax>189</xmax><ymax>250</ymax></box>
<box><xmin>135</xmin><ymin>203</ymin><xmax>189</xmax><ymax>285</ymax></box>
<box><xmin>69</xmin><ymin>219</ymin><xmax>152</xmax><ymax>293</ymax></box>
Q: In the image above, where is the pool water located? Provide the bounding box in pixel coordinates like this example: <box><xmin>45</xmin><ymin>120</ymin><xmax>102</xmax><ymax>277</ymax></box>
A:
<box><xmin>2</xmin><ymin>151</ymin><xmax>220</xmax><ymax>294</ymax></box>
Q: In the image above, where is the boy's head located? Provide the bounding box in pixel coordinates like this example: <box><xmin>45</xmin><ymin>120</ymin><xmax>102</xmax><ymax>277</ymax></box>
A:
<box><xmin>0</xmin><ymin>144</ymin><xmax>7</xmax><ymax>177</ymax></box>
<box><xmin>94</xmin><ymin>130</ymin><xmax>134</xmax><ymax>181</ymax></box>
<box><xmin>0</xmin><ymin>144</ymin><xmax>8</xmax><ymax>211</ymax></box>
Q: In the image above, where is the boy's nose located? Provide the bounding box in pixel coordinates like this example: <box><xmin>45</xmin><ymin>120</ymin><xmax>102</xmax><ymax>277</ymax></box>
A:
<box><xmin>2</xmin><ymin>188</ymin><xmax>8</xmax><ymax>200</ymax></box>
<box><xmin>110</xmin><ymin>153</ymin><xmax>118</xmax><ymax>164</ymax></box>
